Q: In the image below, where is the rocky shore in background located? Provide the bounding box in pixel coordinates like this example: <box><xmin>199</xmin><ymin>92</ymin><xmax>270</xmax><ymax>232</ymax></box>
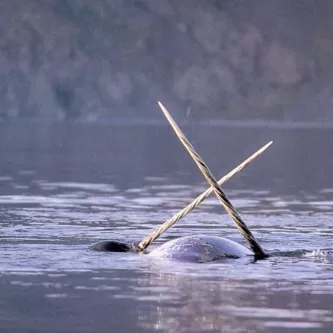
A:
<box><xmin>0</xmin><ymin>0</ymin><xmax>333</xmax><ymax>121</ymax></box>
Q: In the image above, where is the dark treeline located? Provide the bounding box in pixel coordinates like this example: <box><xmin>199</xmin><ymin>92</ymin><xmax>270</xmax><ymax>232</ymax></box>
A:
<box><xmin>0</xmin><ymin>0</ymin><xmax>333</xmax><ymax>121</ymax></box>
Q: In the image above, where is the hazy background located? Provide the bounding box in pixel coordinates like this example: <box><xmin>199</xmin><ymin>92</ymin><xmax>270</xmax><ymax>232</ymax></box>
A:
<box><xmin>1</xmin><ymin>3</ymin><xmax>333</xmax><ymax>332</ymax></box>
<box><xmin>0</xmin><ymin>0</ymin><xmax>333</xmax><ymax>122</ymax></box>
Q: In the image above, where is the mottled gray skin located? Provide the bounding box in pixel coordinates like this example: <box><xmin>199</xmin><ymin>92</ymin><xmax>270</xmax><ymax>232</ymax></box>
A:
<box><xmin>90</xmin><ymin>235</ymin><xmax>254</xmax><ymax>262</ymax></box>
<box><xmin>148</xmin><ymin>235</ymin><xmax>253</xmax><ymax>262</ymax></box>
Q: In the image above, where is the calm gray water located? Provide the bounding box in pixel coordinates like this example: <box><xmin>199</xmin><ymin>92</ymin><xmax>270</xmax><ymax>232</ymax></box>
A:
<box><xmin>0</xmin><ymin>122</ymin><xmax>333</xmax><ymax>332</ymax></box>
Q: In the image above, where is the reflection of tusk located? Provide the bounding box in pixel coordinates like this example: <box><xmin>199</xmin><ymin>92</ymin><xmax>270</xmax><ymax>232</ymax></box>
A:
<box><xmin>147</xmin><ymin>101</ymin><xmax>268</xmax><ymax>259</ymax></box>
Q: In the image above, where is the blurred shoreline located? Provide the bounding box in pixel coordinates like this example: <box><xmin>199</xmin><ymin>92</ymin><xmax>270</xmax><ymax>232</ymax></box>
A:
<box><xmin>1</xmin><ymin>1</ymin><xmax>333</xmax><ymax>121</ymax></box>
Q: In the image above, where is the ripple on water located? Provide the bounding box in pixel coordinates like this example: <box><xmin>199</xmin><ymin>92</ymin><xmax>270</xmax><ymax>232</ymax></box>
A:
<box><xmin>221</xmin><ymin>306</ymin><xmax>332</xmax><ymax>329</ymax></box>
<box><xmin>1</xmin><ymin>178</ymin><xmax>333</xmax><ymax>332</ymax></box>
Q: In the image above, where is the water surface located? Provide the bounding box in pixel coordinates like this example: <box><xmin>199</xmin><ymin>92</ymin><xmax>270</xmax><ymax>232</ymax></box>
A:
<box><xmin>0</xmin><ymin>122</ymin><xmax>332</xmax><ymax>332</ymax></box>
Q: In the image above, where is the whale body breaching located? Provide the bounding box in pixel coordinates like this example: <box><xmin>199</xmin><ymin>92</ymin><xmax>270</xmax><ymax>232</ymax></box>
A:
<box><xmin>148</xmin><ymin>235</ymin><xmax>253</xmax><ymax>262</ymax></box>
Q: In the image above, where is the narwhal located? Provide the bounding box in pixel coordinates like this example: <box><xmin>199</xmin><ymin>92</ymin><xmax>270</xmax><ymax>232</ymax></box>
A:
<box><xmin>91</xmin><ymin>102</ymin><xmax>271</xmax><ymax>262</ymax></box>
